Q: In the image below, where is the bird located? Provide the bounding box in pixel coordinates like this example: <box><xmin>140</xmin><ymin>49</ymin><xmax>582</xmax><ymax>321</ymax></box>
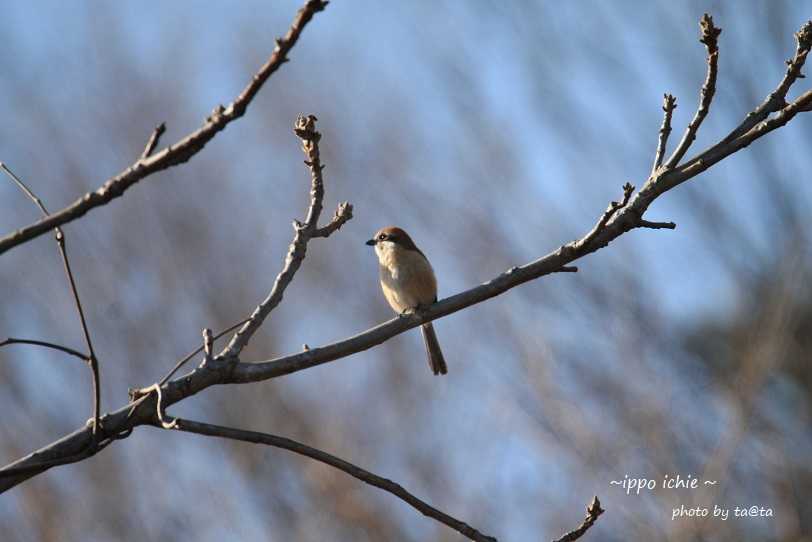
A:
<box><xmin>366</xmin><ymin>226</ymin><xmax>448</xmax><ymax>375</ymax></box>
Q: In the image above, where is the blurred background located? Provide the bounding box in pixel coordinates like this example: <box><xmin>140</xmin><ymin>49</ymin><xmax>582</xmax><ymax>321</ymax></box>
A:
<box><xmin>1</xmin><ymin>1</ymin><xmax>810</xmax><ymax>541</ymax></box>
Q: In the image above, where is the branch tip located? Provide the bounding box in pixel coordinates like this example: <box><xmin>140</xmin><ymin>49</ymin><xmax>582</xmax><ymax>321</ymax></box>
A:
<box><xmin>796</xmin><ymin>20</ymin><xmax>812</xmax><ymax>50</ymax></box>
<box><xmin>551</xmin><ymin>495</ymin><xmax>605</xmax><ymax>542</ymax></box>
<box><xmin>140</xmin><ymin>122</ymin><xmax>167</xmax><ymax>160</ymax></box>
<box><xmin>699</xmin><ymin>13</ymin><xmax>722</xmax><ymax>53</ymax></box>
<box><xmin>662</xmin><ymin>93</ymin><xmax>677</xmax><ymax>112</ymax></box>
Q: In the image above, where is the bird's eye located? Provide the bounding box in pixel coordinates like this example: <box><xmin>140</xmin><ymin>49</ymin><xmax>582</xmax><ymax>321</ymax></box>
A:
<box><xmin>378</xmin><ymin>233</ymin><xmax>387</xmax><ymax>240</ymax></box>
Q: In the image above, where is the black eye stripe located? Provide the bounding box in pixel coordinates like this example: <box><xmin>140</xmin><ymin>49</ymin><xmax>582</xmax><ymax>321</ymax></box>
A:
<box><xmin>378</xmin><ymin>234</ymin><xmax>387</xmax><ymax>240</ymax></box>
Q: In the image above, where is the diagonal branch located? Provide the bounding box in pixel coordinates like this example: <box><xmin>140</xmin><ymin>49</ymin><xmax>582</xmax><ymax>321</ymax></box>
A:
<box><xmin>720</xmin><ymin>19</ymin><xmax>812</xmax><ymax>144</ymax></box>
<box><xmin>1</xmin><ymin>162</ymin><xmax>102</xmax><ymax>434</ymax></box>
<box><xmin>664</xmin><ymin>14</ymin><xmax>721</xmax><ymax>169</ymax></box>
<box><xmin>140</xmin><ymin>122</ymin><xmax>167</xmax><ymax>160</ymax></box>
<box><xmin>162</xmin><ymin>418</ymin><xmax>497</xmax><ymax>542</ymax></box>
<box><xmin>653</xmin><ymin>88</ymin><xmax>812</xmax><ymax>197</ymax></box>
<box><xmin>551</xmin><ymin>496</ymin><xmax>604</xmax><ymax>542</ymax></box>
<box><xmin>0</xmin><ymin>0</ymin><xmax>329</xmax><ymax>257</ymax></box>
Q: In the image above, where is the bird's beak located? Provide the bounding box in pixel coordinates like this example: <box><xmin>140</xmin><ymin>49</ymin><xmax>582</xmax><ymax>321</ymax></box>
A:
<box><xmin>365</xmin><ymin>238</ymin><xmax>376</xmax><ymax>246</ymax></box>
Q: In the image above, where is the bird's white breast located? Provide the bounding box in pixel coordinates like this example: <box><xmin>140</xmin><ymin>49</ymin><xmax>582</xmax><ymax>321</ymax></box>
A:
<box><xmin>375</xmin><ymin>242</ymin><xmax>437</xmax><ymax>313</ymax></box>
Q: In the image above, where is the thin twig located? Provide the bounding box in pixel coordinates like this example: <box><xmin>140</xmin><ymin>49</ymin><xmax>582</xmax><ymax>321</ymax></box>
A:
<box><xmin>651</xmin><ymin>93</ymin><xmax>677</xmax><ymax>175</ymax></box>
<box><xmin>0</xmin><ymin>162</ymin><xmax>102</xmax><ymax>435</ymax></box>
<box><xmin>58</xmin><ymin>237</ymin><xmax>102</xmax><ymax>434</ymax></box>
<box><xmin>661</xmin><ymin>88</ymin><xmax>812</xmax><ymax>195</ymax></box>
<box><xmin>0</xmin><ymin>337</ymin><xmax>88</xmax><ymax>363</ymax></box>
<box><xmin>152</xmin><ymin>317</ymin><xmax>248</xmax><ymax>389</ymax></box>
<box><xmin>222</xmin><ymin>114</ymin><xmax>352</xmax><ymax>356</ymax></box>
<box><xmin>0</xmin><ymin>0</ymin><xmax>329</xmax><ymax>256</ymax></box>
<box><xmin>576</xmin><ymin>182</ymin><xmax>635</xmax><ymax>250</ymax></box>
<box><xmin>163</xmin><ymin>418</ymin><xmax>498</xmax><ymax>542</ymax></box>
<box><xmin>140</xmin><ymin>122</ymin><xmax>167</xmax><ymax>160</ymax></box>
<box><xmin>664</xmin><ymin>14</ymin><xmax>721</xmax><ymax>169</ymax></box>
<box><xmin>551</xmin><ymin>496</ymin><xmax>604</xmax><ymax>542</ymax></box>
<box><xmin>312</xmin><ymin>201</ymin><xmax>353</xmax><ymax>237</ymax></box>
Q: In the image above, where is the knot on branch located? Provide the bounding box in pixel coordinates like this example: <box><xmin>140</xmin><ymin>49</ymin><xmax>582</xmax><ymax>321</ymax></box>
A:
<box><xmin>699</xmin><ymin>13</ymin><xmax>722</xmax><ymax>53</ymax></box>
<box><xmin>797</xmin><ymin>20</ymin><xmax>812</xmax><ymax>50</ymax></box>
<box><xmin>207</xmin><ymin>104</ymin><xmax>225</xmax><ymax>123</ymax></box>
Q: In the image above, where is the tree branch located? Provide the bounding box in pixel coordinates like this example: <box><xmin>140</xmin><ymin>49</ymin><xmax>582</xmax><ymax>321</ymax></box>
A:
<box><xmin>139</xmin><ymin>122</ymin><xmax>166</xmax><ymax>160</ymax></box>
<box><xmin>638</xmin><ymin>219</ymin><xmax>677</xmax><ymax>230</ymax></box>
<box><xmin>221</xmin><ymin>114</ymin><xmax>352</xmax><ymax>357</ymax></box>
<box><xmin>141</xmin><ymin>115</ymin><xmax>353</xmax><ymax>392</ymax></box>
<box><xmin>162</xmin><ymin>418</ymin><xmax>497</xmax><ymax>542</ymax></box>
<box><xmin>575</xmin><ymin>182</ymin><xmax>634</xmax><ymax>251</ymax></box>
<box><xmin>551</xmin><ymin>496</ymin><xmax>604</xmax><ymax>542</ymax></box>
<box><xmin>312</xmin><ymin>201</ymin><xmax>353</xmax><ymax>238</ymax></box>
<box><xmin>664</xmin><ymin>14</ymin><xmax>721</xmax><ymax>169</ymax></box>
<box><xmin>0</xmin><ymin>337</ymin><xmax>88</xmax><ymax>364</ymax></box>
<box><xmin>651</xmin><ymin>93</ymin><xmax>677</xmax><ymax>175</ymax></box>
<box><xmin>154</xmin><ymin>317</ymin><xmax>248</xmax><ymax>387</ymax></box>
<box><xmin>0</xmin><ymin>162</ymin><xmax>102</xmax><ymax>435</ymax></box>
<box><xmin>720</xmin><ymin>19</ymin><xmax>812</xmax><ymax>145</ymax></box>
<box><xmin>0</xmin><ymin>0</ymin><xmax>329</xmax><ymax>257</ymax></box>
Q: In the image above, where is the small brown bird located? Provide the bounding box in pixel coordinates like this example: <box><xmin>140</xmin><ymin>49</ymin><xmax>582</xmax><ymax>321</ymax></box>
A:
<box><xmin>366</xmin><ymin>226</ymin><xmax>448</xmax><ymax>375</ymax></box>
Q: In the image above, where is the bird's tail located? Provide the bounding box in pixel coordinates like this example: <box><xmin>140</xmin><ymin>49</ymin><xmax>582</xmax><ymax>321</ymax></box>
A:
<box><xmin>420</xmin><ymin>323</ymin><xmax>448</xmax><ymax>376</ymax></box>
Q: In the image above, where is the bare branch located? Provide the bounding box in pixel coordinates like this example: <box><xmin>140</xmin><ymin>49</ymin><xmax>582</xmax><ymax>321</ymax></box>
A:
<box><xmin>163</xmin><ymin>418</ymin><xmax>498</xmax><ymax>542</ymax></box>
<box><xmin>720</xmin><ymin>19</ymin><xmax>812</xmax><ymax>144</ymax></box>
<box><xmin>655</xmin><ymin>89</ymin><xmax>812</xmax><ymax>197</ymax></box>
<box><xmin>0</xmin><ymin>337</ymin><xmax>88</xmax><ymax>363</ymax></box>
<box><xmin>0</xmin><ymin>0</ymin><xmax>329</xmax><ymax>256</ymax></box>
<box><xmin>0</xmin><ymin>162</ymin><xmax>102</xmax><ymax>435</ymax></box>
<box><xmin>664</xmin><ymin>14</ymin><xmax>721</xmax><ymax>169</ymax></box>
<box><xmin>139</xmin><ymin>122</ymin><xmax>167</xmax><ymax>160</ymax></box>
<box><xmin>551</xmin><ymin>496</ymin><xmax>604</xmax><ymax>542</ymax></box>
<box><xmin>651</xmin><ymin>93</ymin><xmax>677</xmax><ymax>175</ymax></box>
<box><xmin>222</xmin><ymin>114</ymin><xmax>352</xmax><ymax>356</ymax></box>
<box><xmin>58</xmin><ymin>237</ymin><xmax>102</xmax><ymax>435</ymax></box>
